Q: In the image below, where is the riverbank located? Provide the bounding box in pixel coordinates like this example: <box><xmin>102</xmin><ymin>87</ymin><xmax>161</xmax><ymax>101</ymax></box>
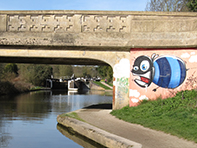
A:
<box><xmin>0</xmin><ymin>80</ymin><xmax>50</xmax><ymax>96</ymax></box>
<box><xmin>57</xmin><ymin>104</ymin><xmax>197</xmax><ymax>148</ymax></box>
<box><xmin>0</xmin><ymin>78</ymin><xmax>113</xmax><ymax>96</ymax></box>
<box><xmin>0</xmin><ymin>81</ymin><xmax>31</xmax><ymax>95</ymax></box>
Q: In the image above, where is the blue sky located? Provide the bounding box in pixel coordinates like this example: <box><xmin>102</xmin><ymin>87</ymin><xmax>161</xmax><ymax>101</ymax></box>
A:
<box><xmin>0</xmin><ymin>0</ymin><xmax>148</xmax><ymax>11</ymax></box>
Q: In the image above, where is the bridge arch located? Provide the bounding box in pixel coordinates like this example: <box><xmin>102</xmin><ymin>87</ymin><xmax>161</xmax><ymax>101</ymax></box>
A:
<box><xmin>0</xmin><ymin>45</ymin><xmax>130</xmax><ymax>109</ymax></box>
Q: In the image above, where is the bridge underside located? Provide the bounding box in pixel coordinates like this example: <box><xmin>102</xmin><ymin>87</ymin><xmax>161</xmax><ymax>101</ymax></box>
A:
<box><xmin>0</xmin><ymin>56</ymin><xmax>108</xmax><ymax>65</ymax></box>
<box><xmin>0</xmin><ymin>45</ymin><xmax>110</xmax><ymax>65</ymax></box>
<box><xmin>0</xmin><ymin>45</ymin><xmax>129</xmax><ymax>68</ymax></box>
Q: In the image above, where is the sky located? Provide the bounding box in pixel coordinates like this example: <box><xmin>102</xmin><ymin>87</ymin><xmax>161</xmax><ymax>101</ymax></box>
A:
<box><xmin>0</xmin><ymin>0</ymin><xmax>148</xmax><ymax>11</ymax></box>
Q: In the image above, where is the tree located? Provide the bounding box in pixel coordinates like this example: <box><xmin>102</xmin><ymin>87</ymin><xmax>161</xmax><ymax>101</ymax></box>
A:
<box><xmin>96</xmin><ymin>65</ymin><xmax>113</xmax><ymax>82</ymax></box>
<box><xmin>0</xmin><ymin>63</ymin><xmax>5</xmax><ymax>79</ymax></box>
<box><xmin>72</xmin><ymin>66</ymin><xmax>99</xmax><ymax>78</ymax></box>
<box><xmin>3</xmin><ymin>63</ymin><xmax>18</xmax><ymax>75</ymax></box>
<box><xmin>59</xmin><ymin>65</ymin><xmax>73</xmax><ymax>78</ymax></box>
<box><xmin>51</xmin><ymin>65</ymin><xmax>73</xmax><ymax>78</ymax></box>
<box><xmin>187</xmin><ymin>0</ymin><xmax>197</xmax><ymax>11</ymax></box>
<box><xmin>146</xmin><ymin>0</ymin><xmax>189</xmax><ymax>12</ymax></box>
<box><xmin>18</xmin><ymin>64</ymin><xmax>52</xmax><ymax>86</ymax></box>
<box><xmin>33</xmin><ymin>65</ymin><xmax>52</xmax><ymax>86</ymax></box>
<box><xmin>52</xmin><ymin>65</ymin><xmax>60</xmax><ymax>78</ymax></box>
<box><xmin>0</xmin><ymin>63</ymin><xmax>18</xmax><ymax>81</ymax></box>
<box><xmin>82</xmin><ymin>66</ymin><xmax>92</xmax><ymax>78</ymax></box>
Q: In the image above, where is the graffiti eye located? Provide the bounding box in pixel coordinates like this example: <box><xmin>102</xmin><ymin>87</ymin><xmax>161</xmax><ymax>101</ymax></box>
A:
<box><xmin>133</xmin><ymin>66</ymin><xmax>139</xmax><ymax>71</ymax></box>
<box><xmin>140</xmin><ymin>60</ymin><xmax>150</xmax><ymax>72</ymax></box>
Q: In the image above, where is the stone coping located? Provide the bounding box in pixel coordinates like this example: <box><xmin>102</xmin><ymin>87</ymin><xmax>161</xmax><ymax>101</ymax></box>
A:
<box><xmin>0</xmin><ymin>10</ymin><xmax>197</xmax><ymax>17</ymax></box>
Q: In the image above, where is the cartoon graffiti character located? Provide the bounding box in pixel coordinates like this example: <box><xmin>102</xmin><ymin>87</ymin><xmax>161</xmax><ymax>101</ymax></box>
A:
<box><xmin>132</xmin><ymin>55</ymin><xmax>154</xmax><ymax>88</ymax></box>
<box><xmin>132</xmin><ymin>54</ymin><xmax>186</xmax><ymax>90</ymax></box>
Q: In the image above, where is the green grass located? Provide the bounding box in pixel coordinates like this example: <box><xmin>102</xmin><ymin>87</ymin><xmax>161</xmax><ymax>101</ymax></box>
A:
<box><xmin>93</xmin><ymin>81</ymin><xmax>112</xmax><ymax>90</ymax></box>
<box><xmin>111</xmin><ymin>90</ymin><xmax>197</xmax><ymax>143</ymax></box>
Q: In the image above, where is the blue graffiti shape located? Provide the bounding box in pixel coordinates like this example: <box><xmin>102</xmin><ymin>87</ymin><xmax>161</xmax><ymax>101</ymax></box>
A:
<box><xmin>132</xmin><ymin>54</ymin><xmax>186</xmax><ymax>89</ymax></box>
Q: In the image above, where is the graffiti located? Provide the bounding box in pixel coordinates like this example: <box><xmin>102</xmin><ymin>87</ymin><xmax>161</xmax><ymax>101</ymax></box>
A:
<box><xmin>184</xmin><ymin>71</ymin><xmax>197</xmax><ymax>89</ymax></box>
<box><xmin>113</xmin><ymin>58</ymin><xmax>130</xmax><ymax>79</ymax></box>
<box><xmin>117</xmin><ymin>78</ymin><xmax>129</xmax><ymax>93</ymax></box>
<box><xmin>129</xmin><ymin>89</ymin><xmax>140</xmax><ymax>98</ymax></box>
<box><xmin>113</xmin><ymin>58</ymin><xmax>130</xmax><ymax>105</ymax></box>
<box><xmin>116</xmin><ymin>91</ymin><xmax>125</xmax><ymax>105</ymax></box>
<box><xmin>131</xmin><ymin>54</ymin><xmax>187</xmax><ymax>90</ymax></box>
<box><xmin>129</xmin><ymin>89</ymin><xmax>149</xmax><ymax>104</ymax></box>
<box><xmin>115</xmin><ymin>77</ymin><xmax>129</xmax><ymax>105</ymax></box>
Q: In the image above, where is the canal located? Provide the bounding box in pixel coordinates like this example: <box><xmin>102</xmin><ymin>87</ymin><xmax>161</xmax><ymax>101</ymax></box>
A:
<box><xmin>0</xmin><ymin>90</ymin><xmax>112</xmax><ymax>148</ymax></box>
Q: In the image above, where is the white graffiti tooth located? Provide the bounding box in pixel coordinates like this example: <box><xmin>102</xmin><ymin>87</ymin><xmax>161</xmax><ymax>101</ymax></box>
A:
<box><xmin>135</xmin><ymin>79</ymin><xmax>147</xmax><ymax>87</ymax></box>
<box><xmin>133</xmin><ymin>72</ymin><xmax>151</xmax><ymax>84</ymax></box>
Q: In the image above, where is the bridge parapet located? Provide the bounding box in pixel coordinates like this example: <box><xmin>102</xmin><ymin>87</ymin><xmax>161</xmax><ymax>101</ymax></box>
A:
<box><xmin>0</xmin><ymin>11</ymin><xmax>197</xmax><ymax>49</ymax></box>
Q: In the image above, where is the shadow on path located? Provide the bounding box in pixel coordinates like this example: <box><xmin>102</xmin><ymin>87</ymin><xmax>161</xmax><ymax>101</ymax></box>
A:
<box><xmin>83</xmin><ymin>103</ymin><xmax>112</xmax><ymax>110</ymax></box>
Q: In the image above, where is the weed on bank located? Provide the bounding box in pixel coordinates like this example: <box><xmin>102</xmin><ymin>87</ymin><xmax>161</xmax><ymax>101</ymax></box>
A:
<box><xmin>111</xmin><ymin>90</ymin><xmax>197</xmax><ymax>143</ymax></box>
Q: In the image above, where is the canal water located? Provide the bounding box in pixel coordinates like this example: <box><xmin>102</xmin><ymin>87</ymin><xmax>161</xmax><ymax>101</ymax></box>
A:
<box><xmin>0</xmin><ymin>90</ymin><xmax>112</xmax><ymax>148</ymax></box>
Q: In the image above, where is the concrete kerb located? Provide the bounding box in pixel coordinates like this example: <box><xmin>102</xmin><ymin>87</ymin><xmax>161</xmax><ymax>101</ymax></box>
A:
<box><xmin>57</xmin><ymin>112</ymin><xmax>142</xmax><ymax>148</ymax></box>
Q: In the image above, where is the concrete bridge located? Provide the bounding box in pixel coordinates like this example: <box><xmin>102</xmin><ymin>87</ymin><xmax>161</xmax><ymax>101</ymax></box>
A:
<box><xmin>0</xmin><ymin>10</ymin><xmax>197</xmax><ymax>109</ymax></box>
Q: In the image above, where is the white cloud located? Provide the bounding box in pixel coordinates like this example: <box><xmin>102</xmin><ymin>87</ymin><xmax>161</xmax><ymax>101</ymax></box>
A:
<box><xmin>131</xmin><ymin>98</ymin><xmax>139</xmax><ymax>103</ymax></box>
<box><xmin>129</xmin><ymin>89</ymin><xmax>140</xmax><ymax>97</ymax></box>
<box><xmin>189</xmin><ymin>55</ymin><xmax>197</xmax><ymax>63</ymax></box>
<box><xmin>191</xmin><ymin>52</ymin><xmax>196</xmax><ymax>55</ymax></box>
<box><xmin>181</xmin><ymin>53</ymin><xmax>190</xmax><ymax>58</ymax></box>
<box><xmin>139</xmin><ymin>95</ymin><xmax>148</xmax><ymax>100</ymax></box>
<box><xmin>113</xmin><ymin>58</ymin><xmax>130</xmax><ymax>78</ymax></box>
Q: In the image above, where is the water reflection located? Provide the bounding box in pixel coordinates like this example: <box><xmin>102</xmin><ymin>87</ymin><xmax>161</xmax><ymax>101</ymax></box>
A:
<box><xmin>0</xmin><ymin>90</ymin><xmax>112</xmax><ymax>148</ymax></box>
<box><xmin>57</xmin><ymin>124</ymin><xmax>106</xmax><ymax>148</ymax></box>
<box><xmin>0</xmin><ymin>120</ymin><xmax>12</xmax><ymax>148</ymax></box>
<box><xmin>0</xmin><ymin>92</ymin><xmax>51</xmax><ymax>120</ymax></box>
<box><xmin>49</xmin><ymin>90</ymin><xmax>113</xmax><ymax>115</ymax></box>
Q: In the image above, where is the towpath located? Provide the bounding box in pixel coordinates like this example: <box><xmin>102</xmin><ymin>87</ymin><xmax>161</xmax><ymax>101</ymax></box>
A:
<box><xmin>100</xmin><ymin>81</ymin><xmax>113</xmax><ymax>89</ymax></box>
<box><xmin>76</xmin><ymin>104</ymin><xmax>197</xmax><ymax>148</ymax></box>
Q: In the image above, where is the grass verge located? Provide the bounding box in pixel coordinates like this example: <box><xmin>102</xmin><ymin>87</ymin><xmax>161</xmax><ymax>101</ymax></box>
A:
<box><xmin>111</xmin><ymin>90</ymin><xmax>197</xmax><ymax>143</ymax></box>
